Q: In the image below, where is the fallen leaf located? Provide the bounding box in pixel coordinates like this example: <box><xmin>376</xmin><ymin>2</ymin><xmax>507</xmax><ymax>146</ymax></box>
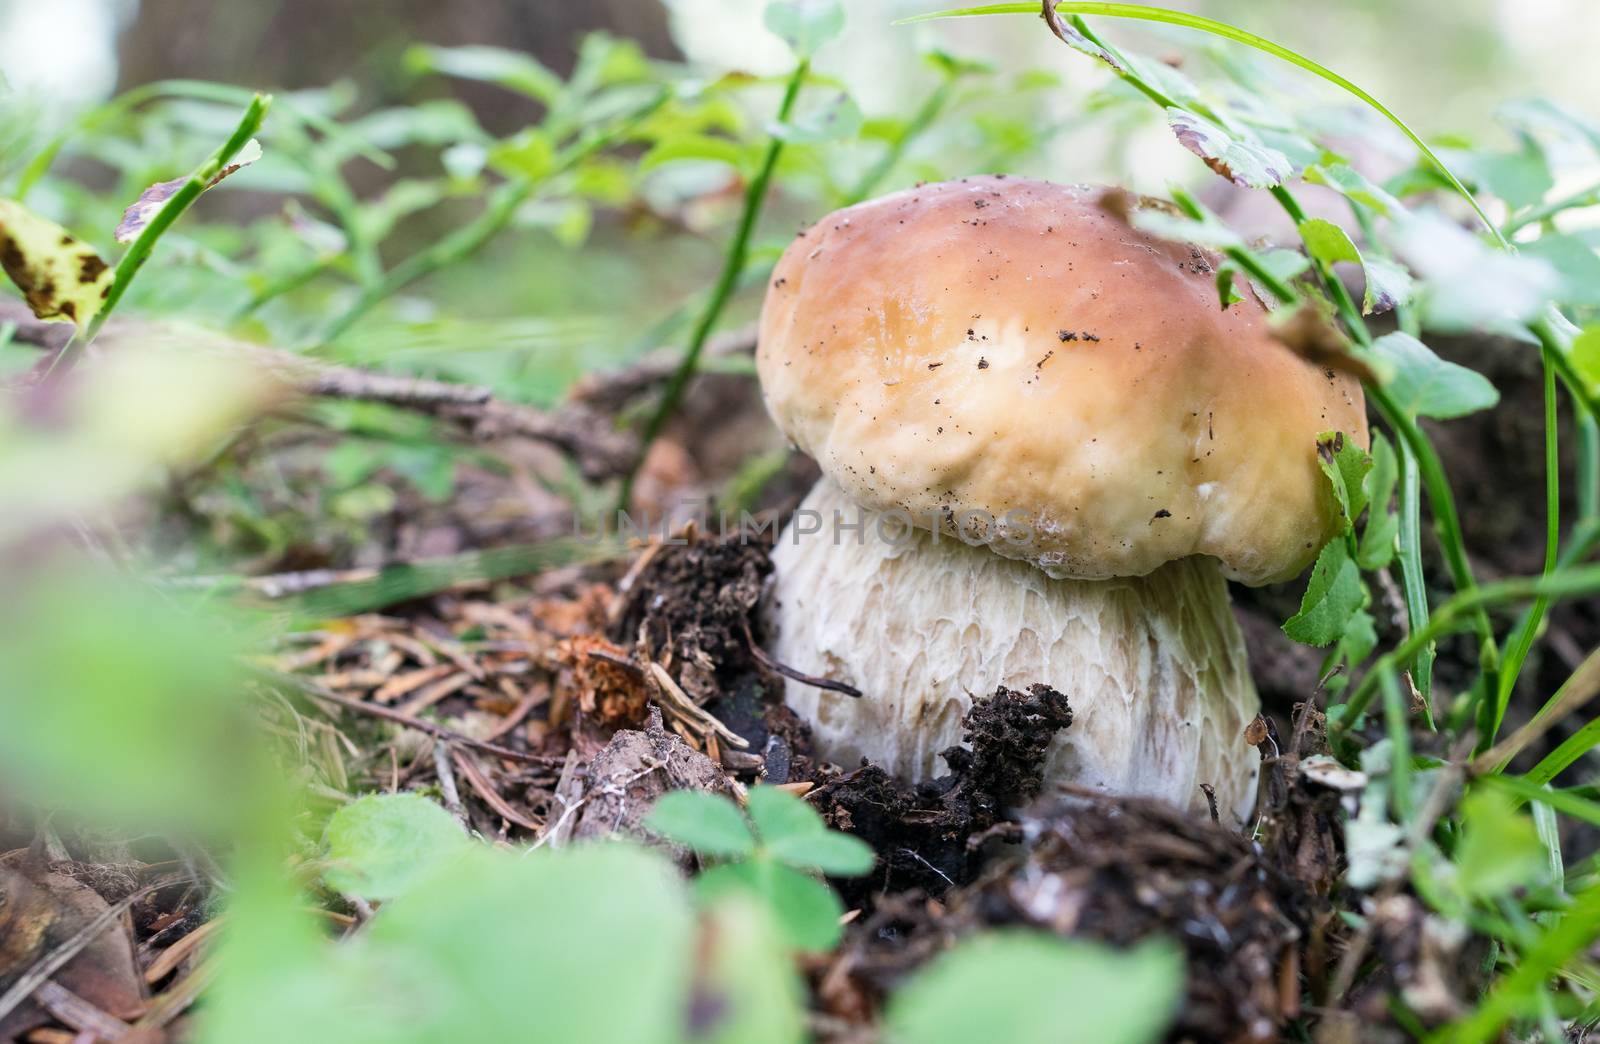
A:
<box><xmin>0</xmin><ymin>201</ymin><xmax>113</xmax><ymax>332</ymax></box>
<box><xmin>115</xmin><ymin>139</ymin><xmax>262</xmax><ymax>243</ymax></box>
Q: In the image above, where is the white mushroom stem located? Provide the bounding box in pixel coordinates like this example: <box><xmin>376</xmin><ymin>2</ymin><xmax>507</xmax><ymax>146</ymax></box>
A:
<box><xmin>767</xmin><ymin>479</ymin><xmax>1262</xmax><ymax>822</ymax></box>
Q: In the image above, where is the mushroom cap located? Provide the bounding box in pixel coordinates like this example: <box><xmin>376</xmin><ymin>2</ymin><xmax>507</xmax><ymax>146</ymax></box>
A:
<box><xmin>756</xmin><ymin>175</ymin><xmax>1368</xmax><ymax>585</ymax></box>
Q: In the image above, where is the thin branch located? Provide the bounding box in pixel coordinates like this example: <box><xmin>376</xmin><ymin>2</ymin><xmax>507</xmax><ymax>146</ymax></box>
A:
<box><xmin>1</xmin><ymin>301</ymin><xmax>636</xmax><ymax>479</ymax></box>
<box><xmin>264</xmin><ymin>669</ymin><xmax>562</xmax><ymax>766</ymax></box>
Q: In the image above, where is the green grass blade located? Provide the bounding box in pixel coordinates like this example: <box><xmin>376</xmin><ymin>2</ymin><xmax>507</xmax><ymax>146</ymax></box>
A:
<box><xmin>897</xmin><ymin>2</ymin><xmax>1504</xmax><ymax>245</ymax></box>
<box><xmin>1528</xmin><ymin>715</ymin><xmax>1600</xmax><ymax>788</ymax></box>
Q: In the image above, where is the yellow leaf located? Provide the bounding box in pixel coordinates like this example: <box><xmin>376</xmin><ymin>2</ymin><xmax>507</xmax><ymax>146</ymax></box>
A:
<box><xmin>0</xmin><ymin>200</ymin><xmax>113</xmax><ymax>333</ymax></box>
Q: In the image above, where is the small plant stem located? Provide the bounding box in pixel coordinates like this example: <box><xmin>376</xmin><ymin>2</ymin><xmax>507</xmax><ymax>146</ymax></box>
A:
<box><xmin>1380</xmin><ymin>663</ymin><xmax>1414</xmax><ymax>821</ymax></box>
<box><xmin>317</xmin><ymin>178</ymin><xmax>532</xmax><ymax>345</ymax></box>
<box><xmin>618</xmin><ymin>61</ymin><xmax>810</xmax><ymax>509</ymax></box>
<box><xmin>842</xmin><ymin>77</ymin><xmax>954</xmax><ymax>206</ymax></box>
<box><xmin>312</xmin><ymin>163</ymin><xmax>383</xmax><ymax>288</ymax></box>
<box><xmin>316</xmin><ymin>91</ymin><xmax>667</xmax><ymax>346</ymax></box>
<box><xmin>1578</xmin><ymin>411</ymin><xmax>1600</xmax><ymax>522</ymax></box>
<box><xmin>1396</xmin><ymin>438</ymin><xmax>1436</xmax><ymax>708</ymax></box>
<box><xmin>43</xmin><ymin>93</ymin><xmax>271</xmax><ymax>383</ymax></box>
<box><xmin>1502</xmin><ymin>179</ymin><xmax>1600</xmax><ymax>236</ymax></box>
<box><xmin>1331</xmin><ymin>561</ymin><xmax>1600</xmax><ymax>741</ymax></box>
<box><xmin>1489</xmin><ymin>349</ymin><xmax>1561</xmax><ymax>747</ymax></box>
<box><xmin>233</xmin><ymin>256</ymin><xmax>338</xmax><ymax>320</ymax></box>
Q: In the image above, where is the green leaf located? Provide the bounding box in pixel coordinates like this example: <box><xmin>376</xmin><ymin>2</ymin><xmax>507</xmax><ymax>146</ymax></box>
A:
<box><xmin>487</xmin><ymin>128</ymin><xmax>555</xmax><ymax>181</ymax></box>
<box><xmin>404</xmin><ymin>44</ymin><xmax>563</xmax><ymax>104</ymax></box>
<box><xmin>323</xmin><ymin>793</ymin><xmax>469</xmax><ymax>901</ymax></box>
<box><xmin>769</xmin><ymin>831</ymin><xmax>876</xmax><ymax>877</ymax></box>
<box><xmin>1299</xmin><ymin>217</ymin><xmax>1361</xmax><ymax>267</ymax></box>
<box><xmin>1360</xmin><ymin>254</ymin><xmax>1414</xmax><ymax>315</ymax></box>
<box><xmin>1371</xmin><ymin>331</ymin><xmax>1499</xmax><ymax>420</ymax></box>
<box><xmin>363</xmin><ymin>845</ymin><xmax>694</xmax><ymax>1040</ymax></box>
<box><xmin>1456</xmin><ymin>787</ymin><xmax>1550</xmax><ymax>900</ymax></box>
<box><xmin>645</xmin><ymin>789</ymin><xmax>756</xmax><ymax>858</ymax></box>
<box><xmin>1357</xmin><ymin>432</ymin><xmax>1399</xmax><ymax>570</ymax></box>
<box><xmin>1323</xmin><ymin>608</ymin><xmax>1378</xmax><ymax>691</ymax></box>
<box><xmin>1317</xmin><ymin>432</ymin><xmax>1372</xmax><ymax>529</ymax></box>
<box><xmin>1304</xmin><ymin>161</ymin><xmax>1403</xmax><ymax>216</ymax></box>
<box><xmin>763</xmin><ymin>0</ymin><xmax>845</xmax><ymax>58</ymax></box>
<box><xmin>923</xmin><ymin>48</ymin><xmax>995</xmax><ymax>79</ymax></box>
<box><xmin>1391</xmin><ymin>211</ymin><xmax>1555</xmax><ymax>330</ymax></box>
<box><xmin>1519</xmin><ymin>234</ymin><xmax>1600</xmax><ymax>308</ymax></box>
<box><xmin>1128</xmin><ymin>205</ymin><xmax>1242</xmax><ymax>251</ymax></box>
<box><xmin>745</xmin><ymin>784</ymin><xmax>824</xmax><ymax>844</ymax></box>
<box><xmin>0</xmin><ymin>199</ymin><xmax>112</xmax><ymax>332</ymax></box>
<box><xmin>1283</xmin><ymin>539</ymin><xmax>1365</xmax><ymax>647</ymax></box>
<box><xmin>1573</xmin><ymin>325</ymin><xmax>1600</xmax><ymax>395</ymax></box>
<box><xmin>1442</xmin><ymin>142</ymin><xmax>1554</xmax><ymax>211</ymax></box>
<box><xmin>1166</xmin><ymin>107</ymin><xmax>1292</xmax><ymax>188</ymax></box>
<box><xmin>640</xmin><ymin>134</ymin><xmax>750</xmax><ymax>174</ymax></box>
<box><xmin>697</xmin><ymin>859</ymin><xmax>844</xmax><ymax>952</ymax></box>
<box><xmin>885</xmin><ymin>932</ymin><xmax>1184</xmax><ymax>1044</ymax></box>
<box><xmin>694</xmin><ymin>898</ymin><xmax>808</xmax><ymax>1044</ymax></box>
<box><xmin>744</xmin><ymin>786</ymin><xmax>876</xmax><ymax>875</ymax></box>
<box><xmin>768</xmin><ymin>91</ymin><xmax>862</xmax><ymax>144</ymax></box>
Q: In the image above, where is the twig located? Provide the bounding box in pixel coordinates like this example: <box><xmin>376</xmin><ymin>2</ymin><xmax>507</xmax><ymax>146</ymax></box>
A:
<box><xmin>740</xmin><ymin>619</ymin><xmax>861</xmax><ymax>697</ymax></box>
<box><xmin>432</xmin><ymin>740</ymin><xmax>468</xmax><ymax>824</ymax></box>
<box><xmin>134</xmin><ymin>958</ymin><xmax>215</xmax><ymax>1032</ymax></box>
<box><xmin>0</xmin><ymin>302</ymin><xmax>637</xmax><ymax>480</ymax></box>
<box><xmin>646</xmin><ymin>662</ymin><xmax>750</xmax><ymax>749</ymax></box>
<box><xmin>263</xmin><ymin>669</ymin><xmax>561</xmax><ymax>766</ymax></box>
<box><xmin>569</xmin><ymin>325</ymin><xmax>757</xmax><ymax>413</ymax></box>
<box><xmin>143</xmin><ymin>919</ymin><xmax>220</xmax><ymax>985</ymax></box>
<box><xmin>32</xmin><ymin>980</ymin><xmax>130</xmax><ymax>1041</ymax></box>
<box><xmin>450</xmin><ymin>746</ymin><xmax>544</xmax><ymax>832</ymax></box>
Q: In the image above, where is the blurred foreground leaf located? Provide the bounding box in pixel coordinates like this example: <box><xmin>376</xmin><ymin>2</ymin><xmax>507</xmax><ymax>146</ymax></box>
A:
<box><xmin>885</xmin><ymin>932</ymin><xmax>1183</xmax><ymax>1044</ymax></box>
<box><xmin>323</xmin><ymin>793</ymin><xmax>470</xmax><ymax>901</ymax></box>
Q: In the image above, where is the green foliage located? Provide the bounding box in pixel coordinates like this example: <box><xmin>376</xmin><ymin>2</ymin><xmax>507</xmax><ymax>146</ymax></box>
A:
<box><xmin>1454</xmin><ymin>788</ymin><xmax>1550</xmax><ymax>902</ymax></box>
<box><xmin>1283</xmin><ymin>538</ymin><xmax>1365</xmax><ymax>647</ymax></box>
<box><xmin>885</xmin><ymin>932</ymin><xmax>1184</xmax><ymax>1044</ymax></box>
<box><xmin>0</xmin><ymin>566</ymin><xmax>257</xmax><ymax>830</ymax></box>
<box><xmin>322</xmin><ymin>793</ymin><xmax>470</xmax><ymax>900</ymax></box>
<box><xmin>647</xmin><ymin>786</ymin><xmax>874</xmax><ymax>952</ymax></box>
<box><xmin>203</xmin><ymin>844</ymin><xmax>721</xmax><ymax>1044</ymax></box>
<box><xmin>763</xmin><ymin>0</ymin><xmax>847</xmax><ymax>59</ymax></box>
<box><xmin>648</xmin><ymin>789</ymin><xmax>759</xmax><ymax>858</ymax></box>
<box><xmin>1370</xmin><ymin>331</ymin><xmax>1500</xmax><ymax>420</ymax></box>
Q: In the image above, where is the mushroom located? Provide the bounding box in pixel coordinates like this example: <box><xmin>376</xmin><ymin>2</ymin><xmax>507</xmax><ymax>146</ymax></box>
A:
<box><xmin>756</xmin><ymin>176</ymin><xmax>1367</xmax><ymax>821</ymax></box>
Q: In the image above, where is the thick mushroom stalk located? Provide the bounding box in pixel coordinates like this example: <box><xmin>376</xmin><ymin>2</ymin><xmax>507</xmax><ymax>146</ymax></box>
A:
<box><xmin>770</xmin><ymin>478</ymin><xmax>1260</xmax><ymax>819</ymax></box>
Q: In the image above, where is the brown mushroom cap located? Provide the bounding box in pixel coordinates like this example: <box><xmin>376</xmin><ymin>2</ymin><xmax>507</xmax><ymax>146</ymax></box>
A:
<box><xmin>757</xmin><ymin>175</ymin><xmax>1368</xmax><ymax>585</ymax></box>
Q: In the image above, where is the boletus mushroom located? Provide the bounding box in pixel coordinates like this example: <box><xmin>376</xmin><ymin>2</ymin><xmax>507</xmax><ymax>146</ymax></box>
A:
<box><xmin>756</xmin><ymin>176</ymin><xmax>1366</xmax><ymax>821</ymax></box>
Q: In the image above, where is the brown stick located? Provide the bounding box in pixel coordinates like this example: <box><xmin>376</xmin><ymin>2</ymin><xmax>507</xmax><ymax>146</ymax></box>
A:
<box><xmin>741</xmin><ymin>619</ymin><xmax>862</xmax><ymax>698</ymax></box>
<box><xmin>0</xmin><ymin>301</ymin><xmax>637</xmax><ymax>479</ymax></box>
<box><xmin>450</xmin><ymin>747</ymin><xmax>544</xmax><ymax>831</ymax></box>
<box><xmin>262</xmin><ymin>669</ymin><xmax>562</xmax><ymax>766</ymax></box>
